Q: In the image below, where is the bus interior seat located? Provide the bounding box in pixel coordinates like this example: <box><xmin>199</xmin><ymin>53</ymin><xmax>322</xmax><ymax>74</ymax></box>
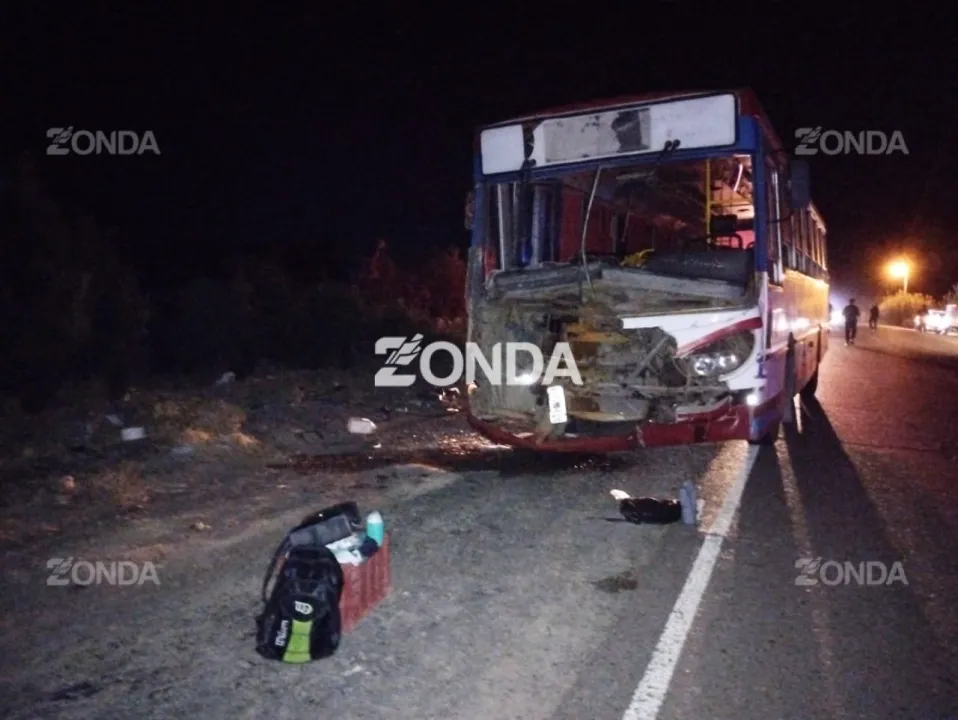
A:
<box><xmin>642</xmin><ymin>215</ymin><xmax>754</xmax><ymax>285</ymax></box>
<box><xmin>642</xmin><ymin>246</ymin><xmax>754</xmax><ymax>286</ymax></box>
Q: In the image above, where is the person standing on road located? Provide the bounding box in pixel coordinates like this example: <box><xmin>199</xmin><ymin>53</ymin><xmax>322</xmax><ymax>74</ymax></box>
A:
<box><xmin>868</xmin><ymin>304</ymin><xmax>879</xmax><ymax>330</ymax></box>
<box><xmin>843</xmin><ymin>299</ymin><xmax>861</xmax><ymax>345</ymax></box>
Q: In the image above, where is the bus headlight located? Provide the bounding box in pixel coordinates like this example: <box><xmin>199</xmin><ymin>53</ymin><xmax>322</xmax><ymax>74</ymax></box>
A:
<box><xmin>684</xmin><ymin>330</ymin><xmax>755</xmax><ymax>378</ymax></box>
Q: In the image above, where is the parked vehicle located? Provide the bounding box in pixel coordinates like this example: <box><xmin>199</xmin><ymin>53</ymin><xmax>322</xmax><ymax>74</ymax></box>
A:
<box><xmin>915</xmin><ymin>305</ymin><xmax>957</xmax><ymax>335</ymax></box>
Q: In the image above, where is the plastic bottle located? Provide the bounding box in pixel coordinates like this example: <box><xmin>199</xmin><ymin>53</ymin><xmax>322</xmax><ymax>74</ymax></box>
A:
<box><xmin>365</xmin><ymin>511</ymin><xmax>385</xmax><ymax>546</ymax></box>
<box><xmin>679</xmin><ymin>481</ymin><xmax>697</xmax><ymax>526</ymax></box>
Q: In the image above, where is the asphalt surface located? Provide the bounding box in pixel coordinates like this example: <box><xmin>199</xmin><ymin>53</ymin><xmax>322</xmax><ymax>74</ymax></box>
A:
<box><xmin>2</xmin><ymin>324</ymin><xmax>957</xmax><ymax>719</ymax></box>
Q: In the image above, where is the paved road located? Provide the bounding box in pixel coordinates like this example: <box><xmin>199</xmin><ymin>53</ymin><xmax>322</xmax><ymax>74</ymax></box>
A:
<box><xmin>2</xmin><ymin>325</ymin><xmax>957</xmax><ymax>719</ymax></box>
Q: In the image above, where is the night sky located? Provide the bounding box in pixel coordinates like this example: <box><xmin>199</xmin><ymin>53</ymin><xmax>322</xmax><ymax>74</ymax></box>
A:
<box><xmin>3</xmin><ymin>6</ymin><xmax>957</xmax><ymax>300</ymax></box>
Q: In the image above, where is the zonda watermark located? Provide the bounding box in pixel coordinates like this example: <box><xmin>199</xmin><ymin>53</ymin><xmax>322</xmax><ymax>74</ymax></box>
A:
<box><xmin>794</xmin><ymin>557</ymin><xmax>907</xmax><ymax>587</ymax></box>
<box><xmin>374</xmin><ymin>334</ymin><xmax>582</xmax><ymax>388</ymax></box>
<box><xmin>46</xmin><ymin>557</ymin><xmax>161</xmax><ymax>586</ymax></box>
<box><xmin>794</xmin><ymin>127</ymin><xmax>908</xmax><ymax>156</ymax></box>
<box><xmin>46</xmin><ymin>127</ymin><xmax>161</xmax><ymax>156</ymax></box>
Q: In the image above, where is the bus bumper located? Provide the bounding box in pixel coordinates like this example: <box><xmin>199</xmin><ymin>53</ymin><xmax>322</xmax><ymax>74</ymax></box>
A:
<box><xmin>466</xmin><ymin>397</ymin><xmax>771</xmax><ymax>452</ymax></box>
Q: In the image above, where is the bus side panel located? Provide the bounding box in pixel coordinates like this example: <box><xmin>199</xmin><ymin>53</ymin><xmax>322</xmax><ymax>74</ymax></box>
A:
<box><xmin>782</xmin><ymin>270</ymin><xmax>830</xmax><ymax>390</ymax></box>
<box><xmin>764</xmin><ymin>283</ymin><xmax>790</xmax><ymax>405</ymax></box>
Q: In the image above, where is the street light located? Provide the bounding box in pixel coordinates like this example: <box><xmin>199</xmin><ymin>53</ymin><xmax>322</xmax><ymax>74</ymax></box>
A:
<box><xmin>888</xmin><ymin>259</ymin><xmax>910</xmax><ymax>294</ymax></box>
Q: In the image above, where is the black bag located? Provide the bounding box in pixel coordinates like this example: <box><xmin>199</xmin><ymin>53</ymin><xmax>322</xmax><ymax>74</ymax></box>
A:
<box><xmin>255</xmin><ymin>522</ymin><xmax>346</xmax><ymax>663</ymax></box>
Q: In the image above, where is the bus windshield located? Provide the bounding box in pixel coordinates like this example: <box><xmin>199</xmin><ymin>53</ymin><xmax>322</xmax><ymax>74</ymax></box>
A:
<box><xmin>476</xmin><ymin>153</ymin><xmax>755</xmax><ymax>283</ymax></box>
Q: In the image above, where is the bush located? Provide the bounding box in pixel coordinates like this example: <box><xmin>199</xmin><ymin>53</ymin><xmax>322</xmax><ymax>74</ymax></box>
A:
<box><xmin>877</xmin><ymin>291</ymin><xmax>938</xmax><ymax>327</ymax></box>
<box><xmin>152</xmin><ymin>278</ymin><xmax>251</xmax><ymax>379</ymax></box>
<box><xmin>0</xmin><ymin>155</ymin><xmax>469</xmax><ymax>409</ymax></box>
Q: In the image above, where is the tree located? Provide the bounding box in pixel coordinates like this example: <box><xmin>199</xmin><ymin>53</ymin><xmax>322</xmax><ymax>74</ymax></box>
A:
<box><xmin>877</xmin><ymin>291</ymin><xmax>937</xmax><ymax>327</ymax></box>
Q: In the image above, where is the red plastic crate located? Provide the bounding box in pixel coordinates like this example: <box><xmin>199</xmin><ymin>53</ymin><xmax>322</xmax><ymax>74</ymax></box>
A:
<box><xmin>339</xmin><ymin>533</ymin><xmax>391</xmax><ymax>632</ymax></box>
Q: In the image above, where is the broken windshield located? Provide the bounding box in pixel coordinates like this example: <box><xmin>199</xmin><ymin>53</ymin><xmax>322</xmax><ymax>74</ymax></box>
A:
<box><xmin>477</xmin><ymin>154</ymin><xmax>755</xmax><ymax>276</ymax></box>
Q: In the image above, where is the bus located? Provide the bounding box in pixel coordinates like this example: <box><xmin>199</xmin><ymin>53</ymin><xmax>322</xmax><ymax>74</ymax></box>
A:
<box><xmin>463</xmin><ymin>89</ymin><xmax>829</xmax><ymax>451</ymax></box>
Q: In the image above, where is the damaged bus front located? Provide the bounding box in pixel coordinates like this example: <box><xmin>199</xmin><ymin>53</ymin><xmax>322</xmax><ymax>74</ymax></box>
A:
<box><xmin>464</xmin><ymin>91</ymin><xmax>815</xmax><ymax>451</ymax></box>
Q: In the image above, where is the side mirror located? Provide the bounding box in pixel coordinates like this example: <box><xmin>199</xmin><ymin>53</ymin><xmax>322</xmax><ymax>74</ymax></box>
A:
<box><xmin>789</xmin><ymin>159</ymin><xmax>810</xmax><ymax>209</ymax></box>
<box><xmin>464</xmin><ymin>189</ymin><xmax>475</xmax><ymax>230</ymax></box>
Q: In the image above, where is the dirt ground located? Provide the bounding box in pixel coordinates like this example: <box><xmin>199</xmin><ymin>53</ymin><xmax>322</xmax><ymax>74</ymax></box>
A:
<box><xmin>0</xmin><ymin>367</ymin><xmax>499</xmax><ymax>716</ymax></box>
<box><xmin>1</xmin><ymin>367</ymin><xmax>689</xmax><ymax>720</ymax></box>
<box><xmin>0</xmin><ymin>366</ymin><xmax>467</xmax><ymax>553</ymax></box>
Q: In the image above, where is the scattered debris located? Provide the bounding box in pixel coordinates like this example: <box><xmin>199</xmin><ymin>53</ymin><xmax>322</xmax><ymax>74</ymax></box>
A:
<box><xmin>592</xmin><ymin>569</ymin><xmax>639</xmax><ymax>593</ymax></box>
<box><xmin>343</xmin><ymin>664</ymin><xmax>364</xmax><ymax>677</ymax></box>
<box><xmin>49</xmin><ymin>680</ymin><xmax>102</xmax><ymax>702</ymax></box>
<box><xmin>347</xmin><ymin>417</ymin><xmax>377</xmax><ymax>435</ymax></box>
<box><xmin>610</xmin><ymin>488</ymin><xmax>681</xmax><ymax>524</ymax></box>
<box><xmin>121</xmin><ymin>427</ymin><xmax>146</xmax><ymax>442</ymax></box>
<box><xmin>60</xmin><ymin>475</ymin><xmax>77</xmax><ymax>494</ymax></box>
<box><xmin>678</xmin><ymin>480</ymin><xmax>698</xmax><ymax>525</ymax></box>
<box><xmin>192</xmin><ymin>521</ymin><xmax>211</xmax><ymax>531</ymax></box>
<box><xmin>0</xmin><ymin>366</ymin><xmax>466</xmax><ymax>548</ymax></box>
<box><xmin>215</xmin><ymin>371</ymin><xmax>236</xmax><ymax>386</ymax></box>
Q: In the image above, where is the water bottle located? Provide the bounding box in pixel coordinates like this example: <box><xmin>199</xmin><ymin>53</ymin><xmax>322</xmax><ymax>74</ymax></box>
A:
<box><xmin>679</xmin><ymin>481</ymin><xmax>697</xmax><ymax>526</ymax></box>
<box><xmin>365</xmin><ymin>511</ymin><xmax>385</xmax><ymax>546</ymax></box>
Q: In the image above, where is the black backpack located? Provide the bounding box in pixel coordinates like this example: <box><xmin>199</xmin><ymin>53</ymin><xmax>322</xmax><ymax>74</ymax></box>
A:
<box><xmin>255</xmin><ymin>511</ymin><xmax>352</xmax><ymax>663</ymax></box>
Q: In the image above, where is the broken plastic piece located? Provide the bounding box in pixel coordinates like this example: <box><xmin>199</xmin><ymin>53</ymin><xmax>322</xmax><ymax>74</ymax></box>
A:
<box><xmin>348</xmin><ymin>417</ymin><xmax>377</xmax><ymax>435</ymax></box>
<box><xmin>121</xmin><ymin>427</ymin><xmax>146</xmax><ymax>441</ymax></box>
<box><xmin>610</xmin><ymin>489</ymin><xmax>681</xmax><ymax>524</ymax></box>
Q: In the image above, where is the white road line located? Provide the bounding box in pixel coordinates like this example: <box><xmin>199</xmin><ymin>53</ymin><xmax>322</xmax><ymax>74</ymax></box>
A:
<box><xmin>621</xmin><ymin>445</ymin><xmax>760</xmax><ymax>720</ymax></box>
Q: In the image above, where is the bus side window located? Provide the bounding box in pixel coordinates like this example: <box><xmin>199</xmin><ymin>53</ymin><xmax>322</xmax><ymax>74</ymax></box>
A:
<box><xmin>766</xmin><ymin>162</ymin><xmax>784</xmax><ymax>284</ymax></box>
<box><xmin>777</xmin><ymin>180</ymin><xmax>792</xmax><ymax>270</ymax></box>
<box><xmin>815</xmin><ymin>223</ymin><xmax>823</xmax><ymax>269</ymax></box>
<box><xmin>808</xmin><ymin>220</ymin><xmax>818</xmax><ymax>265</ymax></box>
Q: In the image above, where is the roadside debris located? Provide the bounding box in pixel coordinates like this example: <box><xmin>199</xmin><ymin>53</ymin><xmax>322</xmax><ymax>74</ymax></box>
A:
<box><xmin>256</xmin><ymin>501</ymin><xmax>391</xmax><ymax>663</ymax></box>
<box><xmin>120</xmin><ymin>427</ymin><xmax>146</xmax><ymax>442</ymax></box>
<box><xmin>48</xmin><ymin>680</ymin><xmax>102</xmax><ymax>702</ymax></box>
<box><xmin>215</xmin><ymin>371</ymin><xmax>236</xmax><ymax>386</ymax></box>
<box><xmin>610</xmin><ymin>481</ymin><xmax>698</xmax><ymax>526</ymax></box>
<box><xmin>678</xmin><ymin>480</ymin><xmax>698</xmax><ymax>525</ymax></box>
<box><xmin>191</xmin><ymin>521</ymin><xmax>211</xmax><ymax>531</ymax></box>
<box><xmin>347</xmin><ymin>417</ymin><xmax>378</xmax><ymax>435</ymax></box>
